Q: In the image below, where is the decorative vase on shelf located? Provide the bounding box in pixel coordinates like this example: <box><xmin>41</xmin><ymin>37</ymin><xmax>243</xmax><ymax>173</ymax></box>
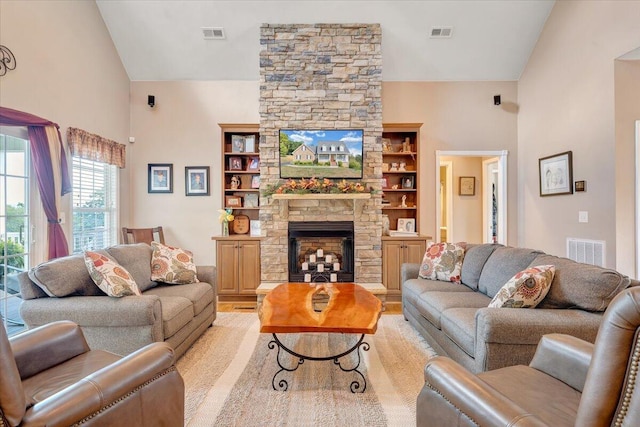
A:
<box><xmin>222</xmin><ymin>221</ymin><xmax>229</xmax><ymax>237</ymax></box>
<box><xmin>382</xmin><ymin>214</ymin><xmax>390</xmax><ymax>236</ymax></box>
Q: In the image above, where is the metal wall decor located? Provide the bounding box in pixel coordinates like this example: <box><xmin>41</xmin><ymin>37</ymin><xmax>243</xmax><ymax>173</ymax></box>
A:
<box><xmin>0</xmin><ymin>45</ymin><xmax>17</xmax><ymax>76</ymax></box>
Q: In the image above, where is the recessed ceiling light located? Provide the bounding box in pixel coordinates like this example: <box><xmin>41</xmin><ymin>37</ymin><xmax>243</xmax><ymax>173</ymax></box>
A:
<box><xmin>430</xmin><ymin>26</ymin><xmax>453</xmax><ymax>38</ymax></box>
<box><xmin>202</xmin><ymin>27</ymin><xmax>225</xmax><ymax>40</ymax></box>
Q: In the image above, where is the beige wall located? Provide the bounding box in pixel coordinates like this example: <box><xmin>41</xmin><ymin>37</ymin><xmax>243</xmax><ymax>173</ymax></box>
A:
<box><xmin>518</xmin><ymin>1</ymin><xmax>640</xmax><ymax>272</ymax></box>
<box><xmin>615</xmin><ymin>59</ymin><xmax>640</xmax><ymax>277</ymax></box>
<box><xmin>441</xmin><ymin>156</ymin><xmax>484</xmax><ymax>243</ymax></box>
<box><xmin>0</xmin><ymin>0</ymin><xmax>130</xmax><ymax>260</ymax></box>
<box><xmin>382</xmin><ymin>81</ymin><xmax>519</xmax><ymax>244</ymax></box>
<box><xmin>128</xmin><ymin>81</ymin><xmax>259</xmax><ymax>264</ymax></box>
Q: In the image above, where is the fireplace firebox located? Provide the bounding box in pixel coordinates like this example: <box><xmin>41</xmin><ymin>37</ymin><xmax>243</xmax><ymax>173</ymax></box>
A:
<box><xmin>288</xmin><ymin>221</ymin><xmax>354</xmax><ymax>282</ymax></box>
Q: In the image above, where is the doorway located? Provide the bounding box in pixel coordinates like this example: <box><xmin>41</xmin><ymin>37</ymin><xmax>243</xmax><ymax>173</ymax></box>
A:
<box><xmin>435</xmin><ymin>150</ymin><xmax>508</xmax><ymax>245</ymax></box>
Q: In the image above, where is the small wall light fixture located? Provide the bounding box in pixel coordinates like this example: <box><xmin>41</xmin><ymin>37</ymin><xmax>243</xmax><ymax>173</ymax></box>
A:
<box><xmin>493</xmin><ymin>95</ymin><xmax>501</xmax><ymax>106</ymax></box>
<box><xmin>148</xmin><ymin>95</ymin><xmax>155</xmax><ymax>108</ymax></box>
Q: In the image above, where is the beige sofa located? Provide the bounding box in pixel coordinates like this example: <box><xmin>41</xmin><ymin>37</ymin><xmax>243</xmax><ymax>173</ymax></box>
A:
<box><xmin>402</xmin><ymin>243</ymin><xmax>637</xmax><ymax>373</ymax></box>
<box><xmin>17</xmin><ymin>243</ymin><xmax>216</xmax><ymax>357</ymax></box>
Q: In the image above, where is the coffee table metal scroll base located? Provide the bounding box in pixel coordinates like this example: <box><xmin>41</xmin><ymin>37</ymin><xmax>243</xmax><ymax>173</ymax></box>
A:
<box><xmin>268</xmin><ymin>333</ymin><xmax>370</xmax><ymax>393</ymax></box>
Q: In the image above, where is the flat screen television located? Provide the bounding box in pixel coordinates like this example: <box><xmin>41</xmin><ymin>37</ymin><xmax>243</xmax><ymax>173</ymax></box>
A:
<box><xmin>279</xmin><ymin>129</ymin><xmax>364</xmax><ymax>179</ymax></box>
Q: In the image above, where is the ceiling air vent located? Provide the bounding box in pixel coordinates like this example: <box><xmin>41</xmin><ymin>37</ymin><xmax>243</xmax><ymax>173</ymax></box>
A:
<box><xmin>202</xmin><ymin>27</ymin><xmax>225</xmax><ymax>40</ymax></box>
<box><xmin>430</xmin><ymin>26</ymin><xmax>453</xmax><ymax>38</ymax></box>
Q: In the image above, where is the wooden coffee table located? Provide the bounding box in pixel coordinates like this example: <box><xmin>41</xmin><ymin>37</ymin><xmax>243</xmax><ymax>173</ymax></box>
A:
<box><xmin>259</xmin><ymin>282</ymin><xmax>382</xmax><ymax>393</ymax></box>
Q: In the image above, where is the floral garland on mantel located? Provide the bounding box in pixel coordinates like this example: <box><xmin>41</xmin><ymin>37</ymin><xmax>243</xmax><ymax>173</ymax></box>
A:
<box><xmin>263</xmin><ymin>177</ymin><xmax>373</xmax><ymax>196</ymax></box>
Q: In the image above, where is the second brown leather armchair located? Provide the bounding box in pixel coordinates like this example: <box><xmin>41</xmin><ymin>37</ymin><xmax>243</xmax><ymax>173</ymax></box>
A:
<box><xmin>0</xmin><ymin>320</ymin><xmax>184</xmax><ymax>426</ymax></box>
<box><xmin>417</xmin><ymin>285</ymin><xmax>640</xmax><ymax>427</ymax></box>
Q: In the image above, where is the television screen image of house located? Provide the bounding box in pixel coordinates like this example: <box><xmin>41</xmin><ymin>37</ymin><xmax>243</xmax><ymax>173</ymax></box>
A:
<box><xmin>279</xmin><ymin>129</ymin><xmax>364</xmax><ymax>179</ymax></box>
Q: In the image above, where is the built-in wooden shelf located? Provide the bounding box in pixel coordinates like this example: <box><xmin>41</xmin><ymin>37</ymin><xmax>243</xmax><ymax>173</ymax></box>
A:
<box><xmin>271</xmin><ymin>193</ymin><xmax>371</xmax><ymax>200</ymax></box>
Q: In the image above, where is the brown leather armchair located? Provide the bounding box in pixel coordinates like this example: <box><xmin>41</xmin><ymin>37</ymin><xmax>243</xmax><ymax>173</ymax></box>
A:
<box><xmin>417</xmin><ymin>285</ymin><xmax>640</xmax><ymax>427</ymax></box>
<box><xmin>0</xmin><ymin>320</ymin><xmax>184</xmax><ymax>426</ymax></box>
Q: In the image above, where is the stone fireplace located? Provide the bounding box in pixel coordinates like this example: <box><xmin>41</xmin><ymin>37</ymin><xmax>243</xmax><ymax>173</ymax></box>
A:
<box><xmin>288</xmin><ymin>221</ymin><xmax>354</xmax><ymax>283</ymax></box>
<box><xmin>259</xmin><ymin>23</ymin><xmax>383</xmax><ymax>284</ymax></box>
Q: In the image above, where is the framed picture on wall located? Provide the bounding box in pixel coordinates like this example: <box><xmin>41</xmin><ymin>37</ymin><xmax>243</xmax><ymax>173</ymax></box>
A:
<box><xmin>459</xmin><ymin>176</ymin><xmax>475</xmax><ymax>196</ymax></box>
<box><xmin>539</xmin><ymin>151</ymin><xmax>573</xmax><ymax>196</ymax></box>
<box><xmin>148</xmin><ymin>163</ymin><xmax>173</xmax><ymax>193</ymax></box>
<box><xmin>185</xmin><ymin>166</ymin><xmax>209</xmax><ymax>196</ymax></box>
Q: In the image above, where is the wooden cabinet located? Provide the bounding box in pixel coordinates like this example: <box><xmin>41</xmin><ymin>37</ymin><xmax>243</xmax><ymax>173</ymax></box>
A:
<box><xmin>381</xmin><ymin>123</ymin><xmax>422</xmax><ymax>233</ymax></box>
<box><xmin>213</xmin><ymin>236</ymin><xmax>261</xmax><ymax>301</ymax></box>
<box><xmin>382</xmin><ymin>236</ymin><xmax>427</xmax><ymax>301</ymax></box>
<box><xmin>219</xmin><ymin>123</ymin><xmax>261</xmax><ymax>234</ymax></box>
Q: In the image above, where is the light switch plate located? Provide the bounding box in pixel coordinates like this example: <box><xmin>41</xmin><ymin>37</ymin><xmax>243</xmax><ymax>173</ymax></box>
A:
<box><xmin>578</xmin><ymin>211</ymin><xmax>588</xmax><ymax>223</ymax></box>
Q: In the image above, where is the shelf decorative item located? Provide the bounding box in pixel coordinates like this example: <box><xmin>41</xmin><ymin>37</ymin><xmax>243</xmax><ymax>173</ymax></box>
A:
<box><xmin>218</xmin><ymin>208</ymin><xmax>234</xmax><ymax>236</ymax></box>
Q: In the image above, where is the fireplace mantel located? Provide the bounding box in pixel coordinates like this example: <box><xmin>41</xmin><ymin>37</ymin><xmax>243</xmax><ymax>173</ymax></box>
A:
<box><xmin>271</xmin><ymin>193</ymin><xmax>371</xmax><ymax>200</ymax></box>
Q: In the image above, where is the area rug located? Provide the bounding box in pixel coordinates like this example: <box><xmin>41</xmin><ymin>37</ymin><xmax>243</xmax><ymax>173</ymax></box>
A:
<box><xmin>177</xmin><ymin>312</ymin><xmax>436</xmax><ymax>426</ymax></box>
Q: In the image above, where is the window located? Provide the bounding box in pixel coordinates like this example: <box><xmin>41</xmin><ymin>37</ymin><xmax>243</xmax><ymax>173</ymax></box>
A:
<box><xmin>0</xmin><ymin>129</ymin><xmax>30</xmax><ymax>336</ymax></box>
<box><xmin>72</xmin><ymin>157</ymin><xmax>118</xmax><ymax>253</ymax></box>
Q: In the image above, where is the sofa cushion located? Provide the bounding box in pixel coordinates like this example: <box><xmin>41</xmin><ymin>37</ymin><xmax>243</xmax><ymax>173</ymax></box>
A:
<box><xmin>106</xmin><ymin>243</ymin><xmax>157</xmax><ymax>292</ymax></box>
<box><xmin>84</xmin><ymin>251</ymin><xmax>142</xmax><ymax>298</ymax></box>
<box><xmin>478</xmin><ymin>247</ymin><xmax>543</xmax><ymax>298</ymax></box>
<box><xmin>530</xmin><ymin>254</ymin><xmax>631</xmax><ymax>311</ymax></box>
<box><xmin>144</xmin><ymin>282</ymin><xmax>213</xmax><ymax>316</ymax></box>
<box><xmin>419</xmin><ymin>242</ymin><xmax>466</xmax><ymax>283</ymax></box>
<box><xmin>414</xmin><ymin>291</ymin><xmax>491</xmax><ymax>329</ymax></box>
<box><xmin>157</xmin><ymin>296</ymin><xmax>193</xmax><ymax>338</ymax></box>
<box><xmin>402</xmin><ymin>278</ymin><xmax>473</xmax><ymax>308</ymax></box>
<box><xmin>460</xmin><ymin>244</ymin><xmax>503</xmax><ymax>290</ymax></box>
<box><xmin>150</xmin><ymin>242</ymin><xmax>199</xmax><ymax>285</ymax></box>
<box><xmin>440</xmin><ymin>307</ymin><xmax>478</xmax><ymax>357</ymax></box>
<box><xmin>489</xmin><ymin>265</ymin><xmax>555</xmax><ymax>309</ymax></box>
<box><xmin>28</xmin><ymin>252</ymin><xmax>109</xmax><ymax>297</ymax></box>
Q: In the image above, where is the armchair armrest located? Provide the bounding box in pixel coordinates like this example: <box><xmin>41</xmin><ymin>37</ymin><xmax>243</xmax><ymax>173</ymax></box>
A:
<box><xmin>529</xmin><ymin>333</ymin><xmax>593</xmax><ymax>392</ymax></box>
<box><xmin>11</xmin><ymin>321</ymin><xmax>90</xmax><ymax>379</ymax></box>
<box><xmin>196</xmin><ymin>265</ymin><xmax>217</xmax><ymax>291</ymax></box>
<box><xmin>401</xmin><ymin>263</ymin><xmax>420</xmax><ymax>285</ymax></box>
<box><xmin>21</xmin><ymin>342</ymin><xmax>182</xmax><ymax>427</ymax></box>
<box><xmin>421</xmin><ymin>356</ymin><xmax>547</xmax><ymax>427</ymax></box>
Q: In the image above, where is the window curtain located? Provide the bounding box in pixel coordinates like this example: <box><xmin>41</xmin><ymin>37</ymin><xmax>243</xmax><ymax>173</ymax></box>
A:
<box><xmin>0</xmin><ymin>106</ymin><xmax>71</xmax><ymax>259</ymax></box>
<box><xmin>67</xmin><ymin>127</ymin><xmax>126</xmax><ymax>168</ymax></box>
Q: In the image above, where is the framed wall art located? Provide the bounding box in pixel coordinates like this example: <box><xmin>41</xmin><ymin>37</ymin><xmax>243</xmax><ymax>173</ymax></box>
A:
<box><xmin>459</xmin><ymin>176</ymin><xmax>475</xmax><ymax>196</ymax></box>
<box><xmin>148</xmin><ymin>163</ymin><xmax>173</xmax><ymax>193</ymax></box>
<box><xmin>539</xmin><ymin>151</ymin><xmax>573</xmax><ymax>196</ymax></box>
<box><xmin>185</xmin><ymin>166</ymin><xmax>209</xmax><ymax>196</ymax></box>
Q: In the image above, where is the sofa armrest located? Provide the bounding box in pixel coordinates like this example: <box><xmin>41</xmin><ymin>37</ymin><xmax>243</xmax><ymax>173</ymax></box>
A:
<box><xmin>420</xmin><ymin>356</ymin><xmax>547</xmax><ymax>427</ymax></box>
<box><xmin>196</xmin><ymin>265</ymin><xmax>217</xmax><ymax>292</ymax></box>
<box><xmin>21</xmin><ymin>342</ymin><xmax>183</xmax><ymax>427</ymax></box>
<box><xmin>401</xmin><ymin>263</ymin><xmax>420</xmax><ymax>285</ymax></box>
<box><xmin>11</xmin><ymin>321</ymin><xmax>90</xmax><ymax>379</ymax></box>
<box><xmin>20</xmin><ymin>295</ymin><xmax>162</xmax><ymax>328</ymax></box>
<box><xmin>529</xmin><ymin>333</ymin><xmax>593</xmax><ymax>392</ymax></box>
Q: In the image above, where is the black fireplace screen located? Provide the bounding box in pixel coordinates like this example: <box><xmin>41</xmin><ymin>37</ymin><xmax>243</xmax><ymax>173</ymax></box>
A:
<box><xmin>288</xmin><ymin>221</ymin><xmax>354</xmax><ymax>283</ymax></box>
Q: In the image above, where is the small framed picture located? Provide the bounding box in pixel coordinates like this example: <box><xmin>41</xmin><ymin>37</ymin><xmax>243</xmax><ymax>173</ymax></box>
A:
<box><xmin>228</xmin><ymin>156</ymin><xmax>243</xmax><ymax>171</ymax></box>
<box><xmin>397</xmin><ymin>218</ymin><xmax>416</xmax><ymax>233</ymax></box>
<box><xmin>244</xmin><ymin>135</ymin><xmax>256</xmax><ymax>153</ymax></box>
<box><xmin>251</xmin><ymin>175</ymin><xmax>260</xmax><ymax>189</ymax></box>
<box><xmin>231</xmin><ymin>135</ymin><xmax>245</xmax><ymax>153</ymax></box>
<box><xmin>250</xmin><ymin>220</ymin><xmax>261</xmax><ymax>237</ymax></box>
<box><xmin>225</xmin><ymin>195</ymin><xmax>242</xmax><ymax>208</ymax></box>
<box><xmin>402</xmin><ymin>175</ymin><xmax>414</xmax><ymax>189</ymax></box>
<box><xmin>148</xmin><ymin>163</ymin><xmax>173</xmax><ymax>193</ymax></box>
<box><xmin>185</xmin><ymin>166</ymin><xmax>209</xmax><ymax>196</ymax></box>
<box><xmin>381</xmin><ymin>177</ymin><xmax>389</xmax><ymax>189</ymax></box>
<box><xmin>539</xmin><ymin>151</ymin><xmax>573</xmax><ymax>196</ymax></box>
<box><xmin>459</xmin><ymin>176</ymin><xmax>476</xmax><ymax>196</ymax></box>
<box><xmin>244</xmin><ymin>193</ymin><xmax>259</xmax><ymax>208</ymax></box>
<box><xmin>247</xmin><ymin>156</ymin><xmax>260</xmax><ymax>171</ymax></box>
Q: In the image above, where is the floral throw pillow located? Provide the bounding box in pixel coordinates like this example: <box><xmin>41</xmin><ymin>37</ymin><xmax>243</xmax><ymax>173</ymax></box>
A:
<box><xmin>418</xmin><ymin>242</ymin><xmax>466</xmax><ymax>283</ymax></box>
<box><xmin>84</xmin><ymin>251</ymin><xmax>141</xmax><ymax>297</ymax></box>
<box><xmin>150</xmin><ymin>241</ymin><xmax>199</xmax><ymax>285</ymax></box>
<box><xmin>489</xmin><ymin>265</ymin><xmax>556</xmax><ymax>308</ymax></box>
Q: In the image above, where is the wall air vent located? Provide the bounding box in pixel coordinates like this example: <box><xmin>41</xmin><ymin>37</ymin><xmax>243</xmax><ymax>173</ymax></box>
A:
<box><xmin>202</xmin><ymin>27</ymin><xmax>225</xmax><ymax>40</ymax></box>
<box><xmin>567</xmin><ymin>238</ymin><xmax>606</xmax><ymax>267</ymax></box>
<box><xmin>430</xmin><ymin>26</ymin><xmax>453</xmax><ymax>38</ymax></box>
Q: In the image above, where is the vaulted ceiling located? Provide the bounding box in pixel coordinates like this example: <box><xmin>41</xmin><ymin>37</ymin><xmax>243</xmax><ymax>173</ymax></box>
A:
<box><xmin>96</xmin><ymin>1</ymin><xmax>555</xmax><ymax>82</ymax></box>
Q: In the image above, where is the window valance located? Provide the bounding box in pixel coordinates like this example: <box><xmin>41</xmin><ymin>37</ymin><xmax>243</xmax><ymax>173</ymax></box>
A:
<box><xmin>67</xmin><ymin>127</ymin><xmax>126</xmax><ymax>168</ymax></box>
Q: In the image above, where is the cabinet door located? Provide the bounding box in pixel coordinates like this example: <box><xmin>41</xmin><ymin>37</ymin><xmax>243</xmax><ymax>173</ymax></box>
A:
<box><xmin>405</xmin><ymin>240</ymin><xmax>427</xmax><ymax>265</ymax></box>
<box><xmin>382</xmin><ymin>240</ymin><xmax>404</xmax><ymax>292</ymax></box>
<box><xmin>238</xmin><ymin>240</ymin><xmax>260</xmax><ymax>294</ymax></box>
<box><xmin>216</xmin><ymin>240</ymin><xmax>239</xmax><ymax>294</ymax></box>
